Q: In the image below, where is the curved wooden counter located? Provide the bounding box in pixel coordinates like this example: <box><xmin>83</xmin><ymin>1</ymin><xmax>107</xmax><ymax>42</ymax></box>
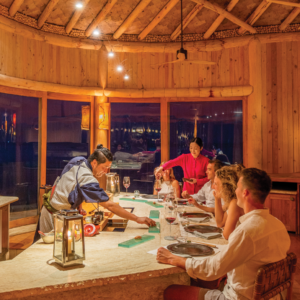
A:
<box><xmin>0</xmin><ymin>196</ymin><xmax>227</xmax><ymax>300</ymax></box>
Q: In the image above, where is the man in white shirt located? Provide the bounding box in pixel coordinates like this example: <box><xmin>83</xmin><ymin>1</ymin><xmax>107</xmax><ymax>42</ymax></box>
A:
<box><xmin>157</xmin><ymin>168</ymin><xmax>290</xmax><ymax>300</ymax></box>
<box><xmin>182</xmin><ymin>160</ymin><xmax>224</xmax><ymax>213</ymax></box>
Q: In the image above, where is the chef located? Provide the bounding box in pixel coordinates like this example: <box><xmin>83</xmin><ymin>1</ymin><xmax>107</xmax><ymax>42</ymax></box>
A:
<box><xmin>39</xmin><ymin>144</ymin><xmax>155</xmax><ymax>234</ymax></box>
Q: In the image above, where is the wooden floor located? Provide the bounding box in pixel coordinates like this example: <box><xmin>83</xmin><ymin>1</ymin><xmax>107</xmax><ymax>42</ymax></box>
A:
<box><xmin>7</xmin><ymin>232</ymin><xmax>300</xmax><ymax>299</ymax></box>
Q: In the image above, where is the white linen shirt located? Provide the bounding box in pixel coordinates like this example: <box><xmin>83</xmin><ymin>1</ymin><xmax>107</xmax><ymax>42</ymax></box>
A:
<box><xmin>185</xmin><ymin>209</ymin><xmax>290</xmax><ymax>300</ymax></box>
<box><xmin>190</xmin><ymin>180</ymin><xmax>216</xmax><ymax>207</ymax></box>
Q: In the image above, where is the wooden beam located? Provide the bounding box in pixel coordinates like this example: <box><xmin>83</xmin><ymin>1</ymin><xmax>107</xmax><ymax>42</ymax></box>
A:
<box><xmin>238</xmin><ymin>0</ymin><xmax>271</xmax><ymax>35</ymax></box>
<box><xmin>9</xmin><ymin>0</ymin><xmax>25</xmax><ymax>17</ymax></box>
<box><xmin>160</xmin><ymin>98</ymin><xmax>170</xmax><ymax>162</ymax></box>
<box><xmin>203</xmin><ymin>0</ymin><xmax>239</xmax><ymax>39</ymax></box>
<box><xmin>191</xmin><ymin>0</ymin><xmax>257</xmax><ymax>34</ymax></box>
<box><xmin>171</xmin><ymin>4</ymin><xmax>204</xmax><ymax>40</ymax></box>
<box><xmin>279</xmin><ymin>7</ymin><xmax>300</xmax><ymax>31</ymax></box>
<box><xmin>0</xmin><ymin>73</ymin><xmax>253</xmax><ymax>97</ymax></box>
<box><xmin>85</xmin><ymin>0</ymin><xmax>118</xmax><ymax>37</ymax></box>
<box><xmin>113</xmin><ymin>0</ymin><xmax>152</xmax><ymax>39</ymax></box>
<box><xmin>66</xmin><ymin>0</ymin><xmax>91</xmax><ymax>34</ymax></box>
<box><xmin>37</xmin><ymin>0</ymin><xmax>60</xmax><ymax>28</ymax></box>
<box><xmin>138</xmin><ymin>0</ymin><xmax>180</xmax><ymax>40</ymax></box>
<box><xmin>266</xmin><ymin>0</ymin><xmax>300</xmax><ymax>7</ymax></box>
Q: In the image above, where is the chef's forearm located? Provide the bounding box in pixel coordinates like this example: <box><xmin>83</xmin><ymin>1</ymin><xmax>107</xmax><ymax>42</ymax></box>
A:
<box><xmin>103</xmin><ymin>201</ymin><xmax>138</xmax><ymax>222</ymax></box>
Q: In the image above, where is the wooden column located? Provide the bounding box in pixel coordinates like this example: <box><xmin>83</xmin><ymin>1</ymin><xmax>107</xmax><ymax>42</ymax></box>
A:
<box><xmin>247</xmin><ymin>39</ymin><xmax>263</xmax><ymax>168</ymax></box>
<box><xmin>38</xmin><ymin>92</ymin><xmax>47</xmax><ymax>211</ymax></box>
<box><xmin>160</xmin><ymin>98</ymin><xmax>170</xmax><ymax>163</ymax></box>
<box><xmin>95</xmin><ymin>47</ymin><xmax>109</xmax><ymax>189</ymax></box>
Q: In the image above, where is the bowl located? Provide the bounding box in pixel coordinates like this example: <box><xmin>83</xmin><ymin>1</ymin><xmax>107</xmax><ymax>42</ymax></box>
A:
<box><xmin>41</xmin><ymin>231</ymin><xmax>55</xmax><ymax>244</ymax></box>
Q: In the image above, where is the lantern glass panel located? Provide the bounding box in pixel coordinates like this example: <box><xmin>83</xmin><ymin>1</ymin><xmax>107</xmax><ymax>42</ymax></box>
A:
<box><xmin>54</xmin><ymin>217</ymin><xmax>64</xmax><ymax>260</ymax></box>
<box><xmin>67</xmin><ymin>219</ymin><xmax>84</xmax><ymax>260</ymax></box>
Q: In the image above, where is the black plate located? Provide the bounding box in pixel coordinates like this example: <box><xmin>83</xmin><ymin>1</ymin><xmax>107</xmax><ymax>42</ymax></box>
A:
<box><xmin>177</xmin><ymin>200</ymin><xmax>188</xmax><ymax>205</ymax></box>
<box><xmin>141</xmin><ymin>194</ymin><xmax>164</xmax><ymax>199</ymax></box>
<box><xmin>167</xmin><ymin>243</ymin><xmax>214</xmax><ymax>256</ymax></box>
<box><xmin>182</xmin><ymin>213</ymin><xmax>211</xmax><ymax>219</ymax></box>
<box><xmin>184</xmin><ymin>225</ymin><xmax>222</xmax><ymax>234</ymax></box>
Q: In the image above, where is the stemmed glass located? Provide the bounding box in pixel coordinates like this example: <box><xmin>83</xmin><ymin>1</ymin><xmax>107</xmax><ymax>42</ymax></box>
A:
<box><xmin>123</xmin><ymin>176</ymin><xmax>130</xmax><ymax>196</ymax></box>
<box><xmin>154</xmin><ymin>179</ymin><xmax>162</xmax><ymax>200</ymax></box>
<box><xmin>164</xmin><ymin>202</ymin><xmax>177</xmax><ymax>241</ymax></box>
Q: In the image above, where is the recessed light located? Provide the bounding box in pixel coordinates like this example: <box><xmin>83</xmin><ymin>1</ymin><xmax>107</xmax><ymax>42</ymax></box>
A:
<box><xmin>108</xmin><ymin>51</ymin><xmax>114</xmax><ymax>57</ymax></box>
<box><xmin>117</xmin><ymin>66</ymin><xmax>123</xmax><ymax>72</ymax></box>
<box><xmin>124</xmin><ymin>74</ymin><xmax>129</xmax><ymax>80</ymax></box>
<box><xmin>222</xmin><ymin>112</ymin><xmax>224</xmax><ymax>114</ymax></box>
<box><xmin>75</xmin><ymin>2</ymin><xmax>83</xmax><ymax>8</ymax></box>
<box><xmin>93</xmin><ymin>29</ymin><xmax>100</xmax><ymax>36</ymax></box>
<box><xmin>215</xmin><ymin>114</ymin><xmax>217</xmax><ymax>116</ymax></box>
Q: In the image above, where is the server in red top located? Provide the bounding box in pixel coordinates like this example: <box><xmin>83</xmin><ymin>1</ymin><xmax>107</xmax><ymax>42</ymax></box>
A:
<box><xmin>155</xmin><ymin>138</ymin><xmax>209</xmax><ymax>196</ymax></box>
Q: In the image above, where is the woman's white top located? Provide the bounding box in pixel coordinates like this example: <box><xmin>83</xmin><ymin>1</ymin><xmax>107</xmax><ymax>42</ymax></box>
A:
<box><xmin>158</xmin><ymin>181</ymin><xmax>173</xmax><ymax>195</ymax></box>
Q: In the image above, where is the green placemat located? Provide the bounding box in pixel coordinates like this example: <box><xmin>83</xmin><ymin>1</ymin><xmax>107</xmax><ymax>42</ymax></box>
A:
<box><xmin>119</xmin><ymin>198</ymin><xmax>146</xmax><ymax>203</ymax></box>
<box><xmin>148</xmin><ymin>222</ymin><xmax>160</xmax><ymax>233</ymax></box>
<box><xmin>118</xmin><ymin>234</ymin><xmax>155</xmax><ymax>248</ymax></box>
<box><xmin>149</xmin><ymin>210</ymin><xmax>160</xmax><ymax>219</ymax></box>
<box><xmin>145</xmin><ymin>201</ymin><xmax>164</xmax><ymax>208</ymax></box>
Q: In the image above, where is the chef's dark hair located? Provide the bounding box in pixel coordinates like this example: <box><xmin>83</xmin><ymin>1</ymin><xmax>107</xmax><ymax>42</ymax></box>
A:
<box><xmin>189</xmin><ymin>137</ymin><xmax>203</xmax><ymax>148</ymax></box>
<box><xmin>88</xmin><ymin>144</ymin><xmax>113</xmax><ymax>164</ymax></box>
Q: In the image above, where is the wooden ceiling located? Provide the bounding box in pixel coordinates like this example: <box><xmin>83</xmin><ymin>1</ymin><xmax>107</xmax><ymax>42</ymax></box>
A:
<box><xmin>1</xmin><ymin>0</ymin><xmax>300</xmax><ymax>42</ymax></box>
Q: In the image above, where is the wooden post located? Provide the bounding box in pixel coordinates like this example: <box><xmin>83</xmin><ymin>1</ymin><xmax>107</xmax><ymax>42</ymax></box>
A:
<box><xmin>247</xmin><ymin>39</ymin><xmax>263</xmax><ymax>168</ymax></box>
<box><xmin>38</xmin><ymin>92</ymin><xmax>47</xmax><ymax>212</ymax></box>
<box><xmin>94</xmin><ymin>46</ymin><xmax>109</xmax><ymax>189</ymax></box>
<box><xmin>160</xmin><ymin>98</ymin><xmax>170</xmax><ymax>163</ymax></box>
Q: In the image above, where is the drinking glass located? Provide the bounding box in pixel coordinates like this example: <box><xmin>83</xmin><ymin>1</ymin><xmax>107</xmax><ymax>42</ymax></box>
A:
<box><xmin>123</xmin><ymin>176</ymin><xmax>130</xmax><ymax>196</ymax></box>
<box><xmin>154</xmin><ymin>180</ymin><xmax>162</xmax><ymax>200</ymax></box>
<box><xmin>164</xmin><ymin>203</ymin><xmax>177</xmax><ymax>241</ymax></box>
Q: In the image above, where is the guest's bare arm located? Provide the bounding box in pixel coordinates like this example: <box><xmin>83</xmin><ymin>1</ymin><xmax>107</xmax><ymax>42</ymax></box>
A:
<box><xmin>156</xmin><ymin>247</ymin><xmax>187</xmax><ymax>270</ymax></box>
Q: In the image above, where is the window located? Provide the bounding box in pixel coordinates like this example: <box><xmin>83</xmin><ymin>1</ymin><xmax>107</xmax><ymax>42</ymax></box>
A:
<box><xmin>110</xmin><ymin>103</ymin><xmax>161</xmax><ymax>194</ymax></box>
<box><xmin>0</xmin><ymin>93</ymin><xmax>39</xmax><ymax>220</ymax></box>
<box><xmin>170</xmin><ymin>101</ymin><xmax>243</xmax><ymax>181</ymax></box>
<box><xmin>46</xmin><ymin>100</ymin><xmax>91</xmax><ymax>185</ymax></box>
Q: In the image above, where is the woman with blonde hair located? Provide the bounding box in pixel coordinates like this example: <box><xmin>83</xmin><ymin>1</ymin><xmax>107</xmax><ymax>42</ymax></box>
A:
<box><xmin>213</xmin><ymin>166</ymin><xmax>244</xmax><ymax>240</ymax></box>
<box><xmin>154</xmin><ymin>162</ymin><xmax>181</xmax><ymax>198</ymax></box>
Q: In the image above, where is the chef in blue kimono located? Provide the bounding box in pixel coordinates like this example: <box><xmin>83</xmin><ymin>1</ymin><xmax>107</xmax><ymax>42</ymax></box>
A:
<box><xmin>40</xmin><ymin>144</ymin><xmax>155</xmax><ymax>233</ymax></box>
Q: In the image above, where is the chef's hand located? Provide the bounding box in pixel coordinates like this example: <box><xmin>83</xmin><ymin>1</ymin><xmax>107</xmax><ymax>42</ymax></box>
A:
<box><xmin>188</xmin><ymin>198</ymin><xmax>197</xmax><ymax>206</ymax></box>
<box><xmin>182</xmin><ymin>191</ymin><xmax>190</xmax><ymax>199</ymax></box>
<box><xmin>136</xmin><ymin>217</ymin><xmax>156</xmax><ymax>227</ymax></box>
<box><xmin>157</xmin><ymin>247</ymin><xmax>178</xmax><ymax>265</ymax></box>
<box><xmin>79</xmin><ymin>208</ymin><xmax>87</xmax><ymax>216</ymax></box>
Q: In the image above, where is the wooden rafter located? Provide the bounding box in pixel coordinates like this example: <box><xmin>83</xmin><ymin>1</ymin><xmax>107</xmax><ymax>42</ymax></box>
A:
<box><xmin>113</xmin><ymin>0</ymin><xmax>152</xmax><ymax>40</ymax></box>
<box><xmin>238</xmin><ymin>0</ymin><xmax>271</xmax><ymax>35</ymax></box>
<box><xmin>170</xmin><ymin>4</ymin><xmax>204</xmax><ymax>40</ymax></box>
<box><xmin>203</xmin><ymin>0</ymin><xmax>239</xmax><ymax>39</ymax></box>
<box><xmin>85</xmin><ymin>0</ymin><xmax>118</xmax><ymax>37</ymax></box>
<box><xmin>138</xmin><ymin>0</ymin><xmax>180</xmax><ymax>40</ymax></box>
<box><xmin>266</xmin><ymin>0</ymin><xmax>300</xmax><ymax>7</ymax></box>
<box><xmin>9</xmin><ymin>0</ymin><xmax>25</xmax><ymax>17</ymax></box>
<box><xmin>66</xmin><ymin>0</ymin><xmax>91</xmax><ymax>34</ymax></box>
<box><xmin>279</xmin><ymin>7</ymin><xmax>300</xmax><ymax>31</ymax></box>
<box><xmin>38</xmin><ymin>0</ymin><xmax>60</xmax><ymax>28</ymax></box>
<box><xmin>191</xmin><ymin>0</ymin><xmax>257</xmax><ymax>33</ymax></box>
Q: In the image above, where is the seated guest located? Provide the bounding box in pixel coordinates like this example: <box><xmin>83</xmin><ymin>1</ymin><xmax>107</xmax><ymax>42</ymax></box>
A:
<box><xmin>213</xmin><ymin>166</ymin><xmax>244</xmax><ymax>240</ymax></box>
<box><xmin>157</xmin><ymin>168</ymin><xmax>290</xmax><ymax>300</ymax></box>
<box><xmin>154</xmin><ymin>163</ymin><xmax>181</xmax><ymax>198</ymax></box>
<box><xmin>182</xmin><ymin>160</ymin><xmax>224</xmax><ymax>213</ymax></box>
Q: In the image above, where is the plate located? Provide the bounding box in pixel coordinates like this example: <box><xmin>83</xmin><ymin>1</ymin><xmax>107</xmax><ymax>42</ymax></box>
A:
<box><xmin>177</xmin><ymin>200</ymin><xmax>188</xmax><ymax>205</ymax></box>
<box><xmin>167</xmin><ymin>243</ymin><xmax>214</xmax><ymax>256</ymax></box>
<box><xmin>182</xmin><ymin>212</ymin><xmax>211</xmax><ymax>219</ymax></box>
<box><xmin>141</xmin><ymin>194</ymin><xmax>164</xmax><ymax>200</ymax></box>
<box><xmin>184</xmin><ymin>225</ymin><xmax>222</xmax><ymax>234</ymax></box>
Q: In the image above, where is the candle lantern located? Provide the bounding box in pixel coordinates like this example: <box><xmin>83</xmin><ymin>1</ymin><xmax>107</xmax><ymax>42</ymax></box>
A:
<box><xmin>53</xmin><ymin>209</ymin><xmax>85</xmax><ymax>267</ymax></box>
<box><xmin>106</xmin><ymin>172</ymin><xmax>118</xmax><ymax>194</ymax></box>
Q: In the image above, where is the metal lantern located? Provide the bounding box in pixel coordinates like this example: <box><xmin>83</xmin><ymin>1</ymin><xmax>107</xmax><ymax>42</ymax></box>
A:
<box><xmin>53</xmin><ymin>209</ymin><xmax>85</xmax><ymax>267</ymax></box>
<box><xmin>106</xmin><ymin>173</ymin><xmax>117</xmax><ymax>194</ymax></box>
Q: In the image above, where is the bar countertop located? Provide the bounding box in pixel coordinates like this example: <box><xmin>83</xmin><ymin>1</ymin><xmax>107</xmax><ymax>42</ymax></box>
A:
<box><xmin>0</xmin><ymin>196</ymin><xmax>18</xmax><ymax>209</ymax></box>
<box><xmin>0</xmin><ymin>195</ymin><xmax>227</xmax><ymax>300</ymax></box>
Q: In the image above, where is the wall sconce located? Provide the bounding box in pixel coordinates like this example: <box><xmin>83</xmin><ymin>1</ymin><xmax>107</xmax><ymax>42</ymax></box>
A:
<box><xmin>81</xmin><ymin>105</ymin><xmax>90</xmax><ymax>130</ymax></box>
<box><xmin>98</xmin><ymin>103</ymin><xmax>110</xmax><ymax>130</ymax></box>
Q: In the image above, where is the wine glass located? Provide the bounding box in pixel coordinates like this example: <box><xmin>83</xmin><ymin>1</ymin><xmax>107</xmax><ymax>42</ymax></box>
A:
<box><xmin>154</xmin><ymin>180</ymin><xmax>162</xmax><ymax>200</ymax></box>
<box><xmin>164</xmin><ymin>202</ymin><xmax>177</xmax><ymax>241</ymax></box>
<box><xmin>123</xmin><ymin>176</ymin><xmax>130</xmax><ymax>196</ymax></box>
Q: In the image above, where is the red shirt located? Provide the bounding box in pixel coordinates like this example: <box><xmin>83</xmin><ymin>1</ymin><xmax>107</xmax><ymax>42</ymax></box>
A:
<box><xmin>162</xmin><ymin>153</ymin><xmax>209</xmax><ymax>194</ymax></box>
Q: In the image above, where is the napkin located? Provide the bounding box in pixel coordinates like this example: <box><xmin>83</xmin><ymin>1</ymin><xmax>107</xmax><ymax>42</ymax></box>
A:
<box><xmin>193</xmin><ymin>231</ymin><xmax>223</xmax><ymax>240</ymax></box>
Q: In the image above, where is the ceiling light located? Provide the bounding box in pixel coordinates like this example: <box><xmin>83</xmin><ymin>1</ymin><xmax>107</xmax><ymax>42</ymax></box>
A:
<box><xmin>215</xmin><ymin>114</ymin><xmax>217</xmax><ymax>116</ymax></box>
<box><xmin>75</xmin><ymin>2</ymin><xmax>83</xmax><ymax>8</ymax></box>
<box><xmin>117</xmin><ymin>66</ymin><xmax>123</xmax><ymax>72</ymax></box>
<box><xmin>124</xmin><ymin>74</ymin><xmax>129</xmax><ymax>80</ymax></box>
<box><xmin>93</xmin><ymin>29</ymin><xmax>100</xmax><ymax>36</ymax></box>
<box><xmin>108</xmin><ymin>51</ymin><xmax>114</xmax><ymax>57</ymax></box>
<box><xmin>222</xmin><ymin>112</ymin><xmax>224</xmax><ymax>114</ymax></box>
